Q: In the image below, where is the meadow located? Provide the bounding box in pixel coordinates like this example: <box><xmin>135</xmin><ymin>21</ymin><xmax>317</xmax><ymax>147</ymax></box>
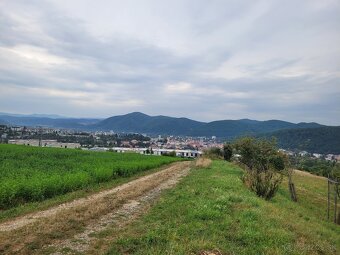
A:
<box><xmin>0</xmin><ymin>144</ymin><xmax>180</xmax><ymax>209</ymax></box>
<box><xmin>107</xmin><ymin>161</ymin><xmax>339</xmax><ymax>255</ymax></box>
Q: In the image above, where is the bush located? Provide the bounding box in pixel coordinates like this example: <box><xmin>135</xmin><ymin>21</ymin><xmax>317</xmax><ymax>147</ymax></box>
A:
<box><xmin>233</xmin><ymin>137</ymin><xmax>286</xmax><ymax>200</ymax></box>
<box><xmin>242</xmin><ymin>169</ymin><xmax>282</xmax><ymax>200</ymax></box>
<box><xmin>223</xmin><ymin>143</ymin><xmax>233</xmax><ymax>161</ymax></box>
<box><xmin>204</xmin><ymin>147</ymin><xmax>223</xmax><ymax>159</ymax></box>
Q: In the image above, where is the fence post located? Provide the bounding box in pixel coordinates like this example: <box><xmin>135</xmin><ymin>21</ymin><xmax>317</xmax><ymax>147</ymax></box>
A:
<box><xmin>334</xmin><ymin>181</ymin><xmax>338</xmax><ymax>224</ymax></box>
<box><xmin>288</xmin><ymin>172</ymin><xmax>297</xmax><ymax>202</ymax></box>
<box><xmin>327</xmin><ymin>176</ymin><xmax>330</xmax><ymax>220</ymax></box>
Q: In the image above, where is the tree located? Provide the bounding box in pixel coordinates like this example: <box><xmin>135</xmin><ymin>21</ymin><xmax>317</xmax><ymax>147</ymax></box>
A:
<box><xmin>233</xmin><ymin>137</ymin><xmax>286</xmax><ymax>200</ymax></box>
<box><xmin>223</xmin><ymin>143</ymin><xmax>233</xmax><ymax>161</ymax></box>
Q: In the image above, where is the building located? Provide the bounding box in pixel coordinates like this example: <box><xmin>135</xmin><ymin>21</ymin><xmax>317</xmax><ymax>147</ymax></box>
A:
<box><xmin>91</xmin><ymin>147</ymin><xmax>202</xmax><ymax>158</ymax></box>
<box><xmin>8</xmin><ymin>139</ymin><xmax>80</xmax><ymax>149</ymax></box>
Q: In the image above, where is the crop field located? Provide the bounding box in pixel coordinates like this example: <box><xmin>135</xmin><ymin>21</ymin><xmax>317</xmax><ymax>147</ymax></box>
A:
<box><xmin>0</xmin><ymin>144</ymin><xmax>181</xmax><ymax>209</ymax></box>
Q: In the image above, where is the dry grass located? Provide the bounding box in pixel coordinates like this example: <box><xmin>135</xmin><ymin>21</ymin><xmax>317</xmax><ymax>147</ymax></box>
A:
<box><xmin>195</xmin><ymin>157</ymin><xmax>212</xmax><ymax>168</ymax></box>
<box><xmin>294</xmin><ymin>169</ymin><xmax>327</xmax><ymax>180</ymax></box>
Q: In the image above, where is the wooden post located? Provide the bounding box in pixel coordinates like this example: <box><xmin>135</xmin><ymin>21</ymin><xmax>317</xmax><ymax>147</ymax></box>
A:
<box><xmin>288</xmin><ymin>173</ymin><xmax>297</xmax><ymax>202</ymax></box>
<box><xmin>327</xmin><ymin>176</ymin><xmax>330</xmax><ymax>220</ymax></box>
<box><xmin>327</xmin><ymin>175</ymin><xmax>329</xmax><ymax>220</ymax></box>
<box><xmin>334</xmin><ymin>182</ymin><xmax>338</xmax><ymax>224</ymax></box>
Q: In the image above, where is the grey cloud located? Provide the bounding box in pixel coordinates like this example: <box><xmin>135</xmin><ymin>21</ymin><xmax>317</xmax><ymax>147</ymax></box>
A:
<box><xmin>0</xmin><ymin>0</ymin><xmax>339</xmax><ymax>125</ymax></box>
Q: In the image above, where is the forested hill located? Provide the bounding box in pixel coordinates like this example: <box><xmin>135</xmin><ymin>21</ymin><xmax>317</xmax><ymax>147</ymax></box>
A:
<box><xmin>259</xmin><ymin>126</ymin><xmax>340</xmax><ymax>154</ymax></box>
<box><xmin>91</xmin><ymin>112</ymin><xmax>323</xmax><ymax>137</ymax></box>
<box><xmin>3</xmin><ymin>112</ymin><xmax>340</xmax><ymax>154</ymax></box>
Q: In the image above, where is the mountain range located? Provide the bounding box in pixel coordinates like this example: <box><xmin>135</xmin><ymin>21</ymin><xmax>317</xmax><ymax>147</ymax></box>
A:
<box><xmin>91</xmin><ymin>112</ymin><xmax>323</xmax><ymax>138</ymax></box>
<box><xmin>1</xmin><ymin>112</ymin><xmax>339</xmax><ymax>153</ymax></box>
<box><xmin>0</xmin><ymin>112</ymin><xmax>323</xmax><ymax>137</ymax></box>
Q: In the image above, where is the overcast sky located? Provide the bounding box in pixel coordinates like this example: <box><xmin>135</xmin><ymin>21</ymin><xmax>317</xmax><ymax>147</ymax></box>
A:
<box><xmin>0</xmin><ymin>0</ymin><xmax>339</xmax><ymax>124</ymax></box>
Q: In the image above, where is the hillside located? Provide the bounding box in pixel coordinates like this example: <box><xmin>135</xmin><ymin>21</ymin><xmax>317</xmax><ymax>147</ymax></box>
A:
<box><xmin>0</xmin><ymin>114</ymin><xmax>100</xmax><ymax>129</ymax></box>
<box><xmin>107</xmin><ymin>161</ymin><xmax>340</xmax><ymax>254</ymax></box>
<box><xmin>260</xmin><ymin>126</ymin><xmax>340</xmax><ymax>154</ymax></box>
<box><xmin>0</xmin><ymin>119</ymin><xmax>9</xmax><ymax>125</ymax></box>
<box><xmin>1</xmin><ymin>159</ymin><xmax>338</xmax><ymax>254</ymax></box>
<box><xmin>3</xmin><ymin>112</ymin><xmax>339</xmax><ymax>154</ymax></box>
<box><xmin>91</xmin><ymin>112</ymin><xmax>204</xmax><ymax>135</ymax></box>
<box><xmin>92</xmin><ymin>112</ymin><xmax>323</xmax><ymax>138</ymax></box>
<box><xmin>0</xmin><ymin>112</ymin><xmax>323</xmax><ymax>138</ymax></box>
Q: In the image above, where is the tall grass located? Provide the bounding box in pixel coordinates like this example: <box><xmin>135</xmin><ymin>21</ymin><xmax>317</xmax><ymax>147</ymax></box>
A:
<box><xmin>0</xmin><ymin>144</ymin><xmax>181</xmax><ymax>209</ymax></box>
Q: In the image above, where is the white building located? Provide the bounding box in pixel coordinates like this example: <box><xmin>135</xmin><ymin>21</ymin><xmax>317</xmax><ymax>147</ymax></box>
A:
<box><xmin>90</xmin><ymin>147</ymin><xmax>202</xmax><ymax>158</ymax></box>
<box><xmin>8</xmin><ymin>139</ymin><xmax>80</xmax><ymax>149</ymax></box>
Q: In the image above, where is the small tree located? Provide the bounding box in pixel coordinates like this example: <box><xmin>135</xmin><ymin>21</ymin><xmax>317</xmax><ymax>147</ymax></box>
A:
<box><xmin>223</xmin><ymin>143</ymin><xmax>233</xmax><ymax>161</ymax></box>
<box><xmin>234</xmin><ymin>137</ymin><xmax>286</xmax><ymax>200</ymax></box>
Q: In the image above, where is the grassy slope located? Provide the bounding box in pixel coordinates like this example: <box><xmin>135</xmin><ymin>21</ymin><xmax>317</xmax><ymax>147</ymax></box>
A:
<box><xmin>107</xmin><ymin>161</ymin><xmax>339</xmax><ymax>255</ymax></box>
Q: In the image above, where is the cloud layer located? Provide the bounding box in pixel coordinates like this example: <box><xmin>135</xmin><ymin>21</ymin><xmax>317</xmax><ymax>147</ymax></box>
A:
<box><xmin>0</xmin><ymin>0</ymin><xmax>339</xmax><ymax>124</ymax></box>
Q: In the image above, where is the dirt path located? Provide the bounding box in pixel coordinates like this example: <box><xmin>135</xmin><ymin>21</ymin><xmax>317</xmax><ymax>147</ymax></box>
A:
<box><xmin>0</xmin><ymin>161</ymin><xmax>193</xmax><ymax>255</ymax></box>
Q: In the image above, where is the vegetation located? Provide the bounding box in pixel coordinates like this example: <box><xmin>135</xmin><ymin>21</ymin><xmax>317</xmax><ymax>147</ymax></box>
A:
<box><xmin>290</xmin><ymin>156</ymin><xmax>340</xmax><ymax>178</ymax></box>
<box><xmin>260</xmin><ymin>126</ymin><xmax>340</xmax><ymax>154</ymax></box>
<box><xmin>0</xmin><ymin>144</ymin><xmax>181</xmax><ymax>209</ymax></box>
<box><xmin>107</xmin><ymin>161</ymin><xmax>339</xmax><ymax>255</ymax></box>
<box><xmin>233</xmin><ymin>137</ymin><xmax>286</xmax><ymax>200</ymax></box>
<box><xmin>162</xmin><ymin>151</ymin><xmax>177</xmax><ymax>157</ymax></box>
<box><xmin>203</xmin><ymin>147</ymin><xmax>224</xmax><ymax>159</ymax></box>
<box><xmin>223</xmin><ymin>143</ymin><xmax>233</xmax><ymax>161</ymax></box>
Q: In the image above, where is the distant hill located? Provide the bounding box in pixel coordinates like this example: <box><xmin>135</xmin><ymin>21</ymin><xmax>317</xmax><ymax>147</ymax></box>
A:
<box><xmin>259</xmin><ymin>126</ymin><xmax>340</xmax><ymax>154</ymax></box>
<box><xmin>0</xmin><ymin>119</ymin><xmax>9</xmax><ymax>125</ymax></box>
<box><xmin>0</xmin><ymin>112</ymin><xmax>67</xmax><ymax>119</ymax></box>
<box><xmin>0</xmin><ymin>114</ymin><xmax>100</xmax><ymax>129</ymax></box>
<box><xmin>189</xmin><ymin>119</ymin><xmax>322</xmax><ymax>138</ymax></box>
<box><xmin>2</xmin><ymin>111</ymin><xmax>339</xmax><ymax>153</ymax></box>
<box><xmin>1</xmin><ymin>112</ymin><xmax>325</xmax><ymax>138</ymax></box>
<box><xmin>92</xmin><ymin>112</ymin><xmax>204</xmax><ymax>135</ymax></box>
<box><xmin>91</xmin><ymin>112</ymin><xmax>324</xmax><ymax>138</ymax></box>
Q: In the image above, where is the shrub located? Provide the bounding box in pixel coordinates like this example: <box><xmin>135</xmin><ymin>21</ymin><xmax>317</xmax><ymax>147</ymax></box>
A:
<box><xmin>223</xmin><ymin>143</ymin><xmax>233</xmax><ymax>161</ymax></box>
<box><xmin>204</xmin><ymin>147</ymin><xmax>223</xmax><ymax>159</ymax></box>
<box><xmin>233</xmin><ymin>137</ymin><xmax>286</xmax><ymax>200</ymax></box>
<box><xmin>242</xmin><ymin>168</ymin><xmax>282</xmax><ymax>200</ymax></box>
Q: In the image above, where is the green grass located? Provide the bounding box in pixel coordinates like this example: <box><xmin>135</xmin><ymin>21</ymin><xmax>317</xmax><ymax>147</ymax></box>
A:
<box><xmin>0</xmin><ymin>164</ymin><xmax>169</xmax><ymax>223</ymax></box>
<box><xmin>107</xmin><ymin>161</ymin><xmax>340</xmax><ymax>255</ymax></box>
<box><xmin>0</xmin><ymin>144</ymin><xmax>181</xmax><ymax>209</ymax></box>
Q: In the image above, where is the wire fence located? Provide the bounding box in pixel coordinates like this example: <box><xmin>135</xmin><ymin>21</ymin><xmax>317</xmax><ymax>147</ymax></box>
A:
<box><xmin>327</xmin><ymin>176</ymin><xmax>339</xmax><ymax>224</ymax></box>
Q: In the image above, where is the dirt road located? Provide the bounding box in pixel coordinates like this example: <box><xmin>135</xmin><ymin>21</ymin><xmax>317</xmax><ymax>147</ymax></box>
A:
<box><xmin>0</xmin><ymin>161</ymin><xmax>194</xmax><ymax>255</ymax></box>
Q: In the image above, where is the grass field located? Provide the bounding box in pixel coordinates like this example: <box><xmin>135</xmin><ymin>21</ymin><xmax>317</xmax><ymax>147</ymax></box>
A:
<box><xmin>0</xmin><ymin>144</ymin><xmax>181</xmax><ymax>209</ymax></box>
<box><xmin>107</xmin><ymin>160</ymin><xmax>340</xmax><ymax>255</ymax></box>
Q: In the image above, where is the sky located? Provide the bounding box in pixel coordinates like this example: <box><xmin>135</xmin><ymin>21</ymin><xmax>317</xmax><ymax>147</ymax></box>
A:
<box><xmin>0</xmin><ymin>0</ymin><xmax>339</xmax><ymax>125</ymax></box>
